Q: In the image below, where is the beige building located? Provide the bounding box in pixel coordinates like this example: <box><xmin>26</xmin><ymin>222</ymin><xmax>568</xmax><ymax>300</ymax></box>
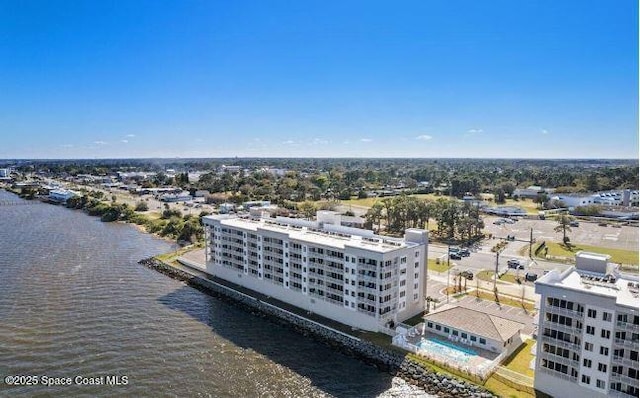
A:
<box><xmin>423</xmin><ymin>306</ymin><xmax>524</xmax><ymax>355</ymax></box>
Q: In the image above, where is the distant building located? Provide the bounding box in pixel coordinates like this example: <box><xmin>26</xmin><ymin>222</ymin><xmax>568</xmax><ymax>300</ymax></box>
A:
<box><xmin>482</xmin><ymin>206</ymin><xmax>527</xmax><ymax>217</ymax></box>
<box><xmin>194</xmin><ymin>190</ymin><xmax>209</xmax><ymax>198</ymax></box>
<box><xmin>534</xmin><ymin>252</ymin><xmax>639</xmax><ymax>398</ymax></box>
<box><xmin>513</xmin><ymin>186</ymin><xmax>555</xmax><ymax>199</ymax></box>
<box><xmin>202</xmin><ymin>213</ymin><xmax>428</xmax><ymax>332</ymax></box>
<box><xmin>48</xmin><ymin>189</ymin><xmax>79</xmax><ymax>203</ymax></box>
<box><xmin>0</xmin><ymin>168</ymin><xmax>10</xmax><ymax>178</ymax></box>
<box><xmin>159</xmin><ymin>191</ymin><xmax>192</xmax><ymax>202</ymax></box>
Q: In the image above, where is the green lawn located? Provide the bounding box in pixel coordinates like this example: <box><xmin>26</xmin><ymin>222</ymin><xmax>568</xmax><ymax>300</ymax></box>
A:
<box><xmin>503</xmin><ymin>198</ymin><xmax>540</xmax><ymax>215</ymax></box>
<box><xmin>503</xmin><ymin>339</ymin><xmax>536</xmax><ymax>378</ymax></box>
<box><xmin>428</xmin><ymin>258</ymin><xmax>451</xmax><ymax>273</ymax></box>
<box><xmin>472</xmin><ymin>289</ymin><xmax>536</xmax><ymax>312</ymax></box>
<box><xmin>340</xmin><ymin>193</ymin><xmax>444</xmax><ymax>209</ymax></box>
<box><xmin>542</xmin><ymin>242</ymin><xmax>638</xmax><ymax>265</ymax></box>
<box><xmin>477</xmin><ymin>270</ymin><xmax>495</xmax><ymax>282</ymax></box>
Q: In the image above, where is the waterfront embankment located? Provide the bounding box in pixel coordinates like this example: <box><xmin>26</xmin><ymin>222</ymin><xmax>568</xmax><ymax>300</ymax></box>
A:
<box><xmin>139</xmin><ymin>256</ymin><xmax>496</xmax><ymax>398</ymax></box>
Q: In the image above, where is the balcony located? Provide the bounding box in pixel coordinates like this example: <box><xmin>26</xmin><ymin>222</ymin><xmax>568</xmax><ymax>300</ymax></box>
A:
<box><xmin>544</xmin><ymin>304</ymin><xmax>584</xmax><ymax>318</ymax></box>
<box><xmin>612</xmin><ymin>356</ymin><xmax>639</xmax><ymax>368</ymax></box>
<box><xmin>616</xmin><ymin>321</ymin><xmax>639</xmax><ymax>333</ymax></box>
<box><xmin>540</xmin><ymin>335</ymin><xmax>580</xmax><ymax>352</ymax></box>
<box><xmin>614</xmin><ymin>338</ymin><xmax>639</xmax><ymax>349</ymax></box>
<box><xmin>610</xmin><ymin>373</ymin><xmax>639</xmax><ymax>387</ymax></box>
<box><xmin>543</xmin><ymin>321</ymin><xmax>582</xmax><ymax>336</ymax></box>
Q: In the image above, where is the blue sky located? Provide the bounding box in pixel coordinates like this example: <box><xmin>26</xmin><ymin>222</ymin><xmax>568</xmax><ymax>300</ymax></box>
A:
<box><xmin>0</xmin><ymin>0</ymin><xmax>637</xmax><ymax>159</ymax></box>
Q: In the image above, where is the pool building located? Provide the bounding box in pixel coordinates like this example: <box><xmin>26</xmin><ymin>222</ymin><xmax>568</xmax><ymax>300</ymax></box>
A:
<box><xmin>422</xmin><ymin>306</ymin><xmax>525</xmax><ymax>355</ymax></box>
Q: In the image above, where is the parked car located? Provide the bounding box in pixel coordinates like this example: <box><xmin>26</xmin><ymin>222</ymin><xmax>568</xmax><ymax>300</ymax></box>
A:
<box><xmin>508</xmin><ymin>259</ymin><xmax>524</xmax><ymax>269</ymax></box>
<box><xmin>458</xmin><ymin>248</ymin><xmax>471</xmax><ymax>257</ymax></box>
<box><xmin>493</xmin><ymin>220</ymin><xmax>504</xmax><ymax>225</ymax></box>
<box><xmin>569</xmin><ymin>221</ymin><xmax>579</xmax><ymax>227</ymax></box>
<box><xmin>448</xmin><ymin>247</ymin><xmax>460</xmax><ymax>254</ymax></box>
<box><xmin>503</xmin><ymin>218</ymin><xmax>516</xmax><ymax>224</ymax></box>
<box><xmin>525</xmin><ymin>273</ymin><xmax>538</xmax><ymax>282</ymax></box>
<box><xmin>449</xmin><ymin>253</ymin><xmax>462</xmax><ymax>260</ymax></box>
<box><xmin>461</xmin><ymin>270</ymin><xmax>474</xmax><ymax>280</ymax></box>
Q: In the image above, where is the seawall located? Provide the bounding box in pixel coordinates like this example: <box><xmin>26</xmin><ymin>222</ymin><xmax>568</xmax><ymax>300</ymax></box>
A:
<box><xmin>139</xmin><ymin>257</ymin><xmax>496</xmax><ymax>398</ymax></box>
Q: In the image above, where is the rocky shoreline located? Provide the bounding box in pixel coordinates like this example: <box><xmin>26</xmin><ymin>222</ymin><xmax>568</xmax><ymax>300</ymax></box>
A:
<box><xmin>139</xmin><ymin>257</ymin><xmax>495</xmax><ymax>398</ymax></box>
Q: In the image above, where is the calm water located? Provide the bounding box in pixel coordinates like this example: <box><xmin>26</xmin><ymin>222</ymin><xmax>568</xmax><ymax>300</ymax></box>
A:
<box><xmin>0</xmin><ymin>191</ymin><xmax>432</xmax><ymax>398</ymax></box>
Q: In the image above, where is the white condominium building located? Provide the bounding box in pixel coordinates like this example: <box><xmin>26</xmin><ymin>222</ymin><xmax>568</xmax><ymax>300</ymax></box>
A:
<box><xmin>202</xmin><ymin>212</ymin><xmax>428</xmax><ymax>333</ymax></box>
<box><xmin>534</xmin><ymin>252</ymin><xmax>639</xmax><ymax>398</ymax></box>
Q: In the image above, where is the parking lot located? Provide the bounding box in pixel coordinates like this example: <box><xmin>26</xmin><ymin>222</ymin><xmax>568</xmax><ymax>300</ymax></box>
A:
<box><xmin>483</xmin><ymin>215</ymin><xmax>639</xmax><ymax>252</ymax></box>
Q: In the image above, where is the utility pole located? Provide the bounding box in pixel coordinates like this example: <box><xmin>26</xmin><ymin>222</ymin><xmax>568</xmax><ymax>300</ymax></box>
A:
<box><xmin>446</xmin><ymin>242</ymin><xmax>451</xmax><ymax>303</ymax></box>
<box><xmin>494</xmin><ymin>250</ymin><xmax>500</xmax><ymax>293</ymax></box>
<box><xmin>529</xmin><ymin>227</ymin><xmax>533</xmax><ymax>258</ymax></box>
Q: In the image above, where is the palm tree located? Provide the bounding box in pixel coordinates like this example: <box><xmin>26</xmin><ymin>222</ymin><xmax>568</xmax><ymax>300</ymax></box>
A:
<box><xmin>554</xmin><ymin>214</ymin><xmax>573</xmax><ymax>245</ymax></box>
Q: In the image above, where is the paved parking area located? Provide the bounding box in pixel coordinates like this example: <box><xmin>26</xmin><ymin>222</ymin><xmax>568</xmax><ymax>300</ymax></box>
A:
<box><xmin>484</xmin><ymin>216</ymin><xmax>639</xmax><ymax>252</ymax></box>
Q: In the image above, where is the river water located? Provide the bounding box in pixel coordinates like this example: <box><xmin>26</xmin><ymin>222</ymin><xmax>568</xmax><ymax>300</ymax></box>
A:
<box><xmin>0</xmin><ymin>191</ymin><xmax>433</xmax><ymax>398</ymax></box>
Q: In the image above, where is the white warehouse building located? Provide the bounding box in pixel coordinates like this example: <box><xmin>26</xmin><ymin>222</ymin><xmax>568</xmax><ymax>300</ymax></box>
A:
<box><xmin>534</xmin><ymin>252</ymin><xmax>639</xmax><ymax>398</ymax></box>
<box><xmin>202</xmin><ymin>213</ymin><xmax>428</xmax><ymax>333</ymax></box>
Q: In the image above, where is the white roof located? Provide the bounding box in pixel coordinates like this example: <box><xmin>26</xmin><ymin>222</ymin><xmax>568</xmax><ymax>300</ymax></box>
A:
<box><xmin>205</xmin><ymin>215</ymin><xmax>418</xmax><ymax>254</ymax></box>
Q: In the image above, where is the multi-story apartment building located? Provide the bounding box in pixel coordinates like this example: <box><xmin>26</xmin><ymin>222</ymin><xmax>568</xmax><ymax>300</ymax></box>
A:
<box><xmin>202</xmin><ymin>212</ymin><xmax>428</xmax><ymax>333</ymax></box>
<box><xmin>534</xmin><ymin>252</ymin><xmax>639</xmax><ymax>397</ymax></box>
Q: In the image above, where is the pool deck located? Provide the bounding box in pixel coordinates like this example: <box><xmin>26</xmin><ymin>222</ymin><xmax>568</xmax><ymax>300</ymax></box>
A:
<box><xmin>404</xmin><ymin>326</ymin><xmax>499</xmax><ymax>371</ymax></box>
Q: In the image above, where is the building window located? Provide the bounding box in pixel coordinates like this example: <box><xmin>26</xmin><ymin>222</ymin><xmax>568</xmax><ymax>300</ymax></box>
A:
<box><xmin>585</xmin><ymin>342</ymin><xmax>594</xmax><ymax>352</ymax></box>
<box><xmin>598</xmin><ymin>363</ymin><xmax>607</xmax><ymax>373</ymax></box>
<box><xmin>583</xmin><ymin>358</ymin><xmax>592</xmax><ymax>368</ymax></box>
<box><xmin>601</xmin><ymin>329</ymin><xmax>611</xmax><ymax>339</ymax></box>
<box><xmin>586</xmin><ymin>325</ymin><xmax>595</xmax><ymax>335</ymax></box>
<box><xmin>581</xmin><ymin>375</ymin><xmax>590</xmax><ymax>384</ymax></box>
<box><xmin>588</xmin><ymin>309</ymin><xmax>597</xmax><ymax>318</ymax></box>
<box><xmin>479</xmin><ymin>338</ymin><xmax>486</xmax><ymax>345</ymax></box>
<box><xmin>452</xmin><ymin>330</ymin><xmax>458</xmax><ymax>336</ymax></box>
<box><xmin>461</xmin><ymin>333</ymin><xmax>467</xmax><ymax>339</ymax></box>
<box><xmin>435</xmin><ymin>325</ymin><xmax>441</xmax><ymax>331</ymax></box>
<box><xmin>444</xmin><ymin>327</ymin><xmax>450</xmax><ymax>333</ymax></box>
<box><xmin>600</xmin><ymin>346</ymin><xmax>609</xmax><ymax>356</ymax></box>
<box><xmin>427</xmin><ymin>322</ymin><xmax>433</xmax><ymax>328</ymax></box>
<box><xmin>470</xmin><ymin>335</ymin><xmax>476</xmax><ymax>342</ymax></box>
<box><xmin>602</xmin><ymin>312</ymin><xmax>612</xmax><ymax>322</ymax></box>
<box><xmin>596</xmin><ymin>379</ymin><xmax>605</xmax><ymax>389</ymax></box>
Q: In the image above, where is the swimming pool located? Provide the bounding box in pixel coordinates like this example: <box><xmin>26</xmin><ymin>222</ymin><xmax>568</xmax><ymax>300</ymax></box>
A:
<box><xmin>417</xmin><ymin>337</ymin><xmax>478</xmax><ymax>363</ymax></box>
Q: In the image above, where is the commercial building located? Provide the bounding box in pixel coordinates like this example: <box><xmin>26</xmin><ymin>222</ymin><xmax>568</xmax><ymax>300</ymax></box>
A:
<box><xmin>202</xmin><ymin>213</ymin><xmax>428</xmax><ymax>333</ymax></box>
<box><xmin>534</xmin><ymin>252</ymin><xmax>639</xmax><ymax>397</ymax></box>
<box><xmin>48</xmin><ymin>189</ymin><xmax>79</xmax><ymax>203</ymax></box>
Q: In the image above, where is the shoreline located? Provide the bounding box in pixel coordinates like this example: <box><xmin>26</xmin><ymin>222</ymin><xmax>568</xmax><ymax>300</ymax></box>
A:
<box><xmin>139</xmin><ymin>257</ymin><xmax>495</xmax><ymax>398</ymax></box>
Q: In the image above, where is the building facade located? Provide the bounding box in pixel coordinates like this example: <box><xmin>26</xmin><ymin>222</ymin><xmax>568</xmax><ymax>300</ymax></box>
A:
<box><xmin>202</xmin><ymin>213</ymin><xmax>428</xmax><ymax>333</ymax></box>
<box><xmin>534</xmin><ymin>254</ymin><xmax>639</xmax><ymax>397</ymax></box>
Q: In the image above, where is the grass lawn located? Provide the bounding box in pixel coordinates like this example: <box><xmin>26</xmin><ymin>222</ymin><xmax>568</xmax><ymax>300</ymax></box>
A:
<box><xmin>428</xmin><ymin>258</ymin><xmax>451</xmax><ymax>273</ymax></box>
<box><xmin>472</xmin><ymin>290</ymin><xmax>536</xmax><ymax>312</ymax></box>
<box><xmin>503</xmin><ymin>198</ymin><xmax>540</xmax><ymax>215</ymax></box>
<box><xmin>503</xmin><ymin>339</ymin><xmax>535</xmax><ymax>378</ymax></box>
<box><xmin>484</xmin><ymin>376</ymin><xmax>534</xmax><ymax>398</ymax></box>
<box><xmin>477</xmin><ymin>270</ymin><xmax>495</xmax><ymax>282</ymax></box>
<box><xmin>340</xmin><ymin>193</ymin><xmax>444</xmax><ymax>209</ymax></box>
<box><xmin>541</xmin><ymin>242</ymin><xmax>639</xmax><ymax>265</ymax></box>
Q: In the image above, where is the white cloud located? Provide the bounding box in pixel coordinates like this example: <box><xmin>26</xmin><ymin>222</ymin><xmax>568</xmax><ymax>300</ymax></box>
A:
<box><xmin>282</xmin><ymin>140</ymin><xmax>296</xmax><ymax>145</ymax></box>
<box><xmin>360</xmin><ymin>138</ymin><xmax>372</xmax><ymax>142</ymax></box>
<box><xmin>343</xmin><ymin>140</ymin><xmax>351</xmax><ymax>144</ymax></box>
<box><xmin>59</xmin><ymin>144</ymin><xmax>74</xmax><ymax>148</ymax></box>
<box><xmin>416</xmin><ymin>135</ymin><xmax>433</xmax><ymax>141</ymax></box>
<box><xmin>121</xmin><ymin>139</ymin><xmax>129</xmax><ymax>143</ymax></box>
<box><xmin>467</xmin><ymin>129</ymin><xmax>483</xmax><ymax>134</ymax></box>
<box><xmin>94</xmin><ymin>140</ymin><xmax>107</xmax><ymax>145</ymax></box>
<box><xmin>125</xmin><ymin>134</ymin><xmax>136</xmax><ymax>138</ymax></box>
<box><xmin>541</xmin><ymin>129</ymin><xmax>549</xmax><ymax>135</ymax></box>
<box><xmin>311</xmin><ymin>138</ymin><xmax>329</xmax><ymax>145</ymax></box>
